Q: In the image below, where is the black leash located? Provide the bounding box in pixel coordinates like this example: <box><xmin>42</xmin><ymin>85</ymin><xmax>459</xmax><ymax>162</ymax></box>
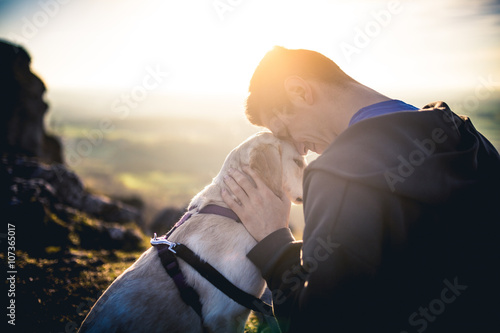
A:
<box><xmin>172</xmin><ymin>242</ymin><xmax>273</xmax><ymax>314</ymax></box>
<box><xmin>156</xmin><ymin>244</ymin><xmax>204</xmax><ymax>317</ymax></box>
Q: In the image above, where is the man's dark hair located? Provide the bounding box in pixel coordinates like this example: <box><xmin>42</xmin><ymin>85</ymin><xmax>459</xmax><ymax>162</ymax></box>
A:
<box><xmin>246</xmin><ymin>46</ymin><xmax>355</xmax><ymax>126</ymax></box>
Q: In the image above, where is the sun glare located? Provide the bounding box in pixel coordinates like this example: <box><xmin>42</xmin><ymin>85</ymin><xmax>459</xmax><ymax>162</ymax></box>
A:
<box><xmin>1</xmin><ymin>0</ymin><xmax>498</xmax><ymax>99</ymax></box>
<box><xmin>1</xmin><ymin>0</ymin><xmax>370</xmax><ymax>95</ymax></box>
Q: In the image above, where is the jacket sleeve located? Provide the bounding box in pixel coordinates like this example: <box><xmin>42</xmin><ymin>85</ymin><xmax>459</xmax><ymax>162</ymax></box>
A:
<box><xmin>247</xmin><ymin>168</ymin><xmax>415</xmax><ymax>331</ymax></box>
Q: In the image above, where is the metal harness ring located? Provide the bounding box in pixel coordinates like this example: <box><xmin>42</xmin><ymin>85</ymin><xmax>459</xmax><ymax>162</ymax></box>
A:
<box><xmin>150</xmin><ymin>233</ymin><xmax>178</xmax><ymax>253</ymax></box>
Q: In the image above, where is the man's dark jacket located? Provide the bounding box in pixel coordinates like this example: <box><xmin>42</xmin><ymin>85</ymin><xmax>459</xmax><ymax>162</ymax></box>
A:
<box><xmin>248</xmin><ymin>102</ymin><xmax>500</xmax><ymax>332</ymax></box>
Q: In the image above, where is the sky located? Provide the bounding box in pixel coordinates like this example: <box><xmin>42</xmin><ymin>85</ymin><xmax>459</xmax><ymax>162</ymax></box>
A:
<box><xmin>0</xmin><ymin>0</ymin><xmax>499</xmax><ymax>105</ymax></box>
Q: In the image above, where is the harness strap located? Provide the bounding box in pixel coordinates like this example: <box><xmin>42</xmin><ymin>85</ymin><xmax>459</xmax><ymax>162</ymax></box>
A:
<box><xmin>164</xmin><ymin>211</ymin><xmax>193</xmax><ymax>238</ymax></box>
<box><xmin>153</xmin><ymin>204</ymin><xmax>276</xmax><ymax>330</ymax></box>
<box><xmin>156</xmin><ymin>244</ymin><xmax>203</xmax><ymax>318</ymax></box>
<box><xmin>164</xmin><ymin>204</ymin><xmax>240</xmax><ymax>239</ymax></box>
<box><xmin>198</xmin><ymin>204</ymin><xmax>241</xmax><ymax>222</ymax></box>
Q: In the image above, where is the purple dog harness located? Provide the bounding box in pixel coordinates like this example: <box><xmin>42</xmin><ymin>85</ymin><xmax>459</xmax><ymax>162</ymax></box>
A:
<box><xmin>151</xmin><ymin>204</ymin><xmax>274</xmax><ymax>328</ymax></box>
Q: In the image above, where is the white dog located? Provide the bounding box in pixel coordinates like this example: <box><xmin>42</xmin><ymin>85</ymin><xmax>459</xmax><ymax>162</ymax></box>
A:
<box><xmin>78</xmin><ymin>132</ymin><xmax>306</xmax><ymax>333</ymax></box>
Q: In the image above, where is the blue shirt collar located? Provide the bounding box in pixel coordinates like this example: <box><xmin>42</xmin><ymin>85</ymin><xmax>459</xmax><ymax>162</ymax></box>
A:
<box><xmin>348</xmin><ymin>100</ymin><xmax>419</xmax><ymax>127</ymax></box>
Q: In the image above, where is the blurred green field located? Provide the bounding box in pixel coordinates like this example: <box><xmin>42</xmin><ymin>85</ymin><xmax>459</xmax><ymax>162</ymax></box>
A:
<box><xmin>53</xmin><ymin>116</ymin><xmax>254</xmax><ymax>209</ymax></box>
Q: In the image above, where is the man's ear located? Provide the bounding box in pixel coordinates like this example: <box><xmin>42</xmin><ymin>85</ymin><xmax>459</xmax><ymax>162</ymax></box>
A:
<box><xmin>249</xmin><ymin>143</ymin><xmax>283</xmax><ymax>197</ymax></box>
<box><xmin>284</xmin><ymin>76</ymin><xmax>314</xmax><ymax>106</ymax></box>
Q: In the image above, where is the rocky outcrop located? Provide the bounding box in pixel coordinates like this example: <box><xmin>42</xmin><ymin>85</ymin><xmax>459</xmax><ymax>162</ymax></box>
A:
<box><xmin>0</xmin><ymin>39</ymin><xmax>63</xmax><ymax>164</ymax></box>
<box><xmin>2</xmin><ymin>154</ymin><xmax>145</xmax><ymax>256</ymax></box>
<box><xmin>1</xmin><ymin>39</ymin><xmax>145</xmax><ymax>256</ymax></box>
<box><xmin>5</xmin><ymin>155</ymin><xmax>141</xmax><ymax>223</ymax></box>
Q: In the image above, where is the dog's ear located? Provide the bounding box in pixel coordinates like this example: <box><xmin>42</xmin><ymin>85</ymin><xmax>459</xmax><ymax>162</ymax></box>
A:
<box><xmin>249</xmin><ymin>143</ymin><xmax>283</xmax><ymax>197</ymax></box>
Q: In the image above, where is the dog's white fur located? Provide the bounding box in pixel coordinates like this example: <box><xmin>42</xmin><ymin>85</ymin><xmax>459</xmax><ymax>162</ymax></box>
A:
<box><xmin>78</xmin><ymin>132</ymin><xmax>306</xmax><ymax>333</ymax></box>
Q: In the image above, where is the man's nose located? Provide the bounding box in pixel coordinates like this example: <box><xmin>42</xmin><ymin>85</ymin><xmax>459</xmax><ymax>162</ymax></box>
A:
<box><xmin>294</xmin><ymin>142</ymin><xmax>308</xmax><ymax>156</ymax></box>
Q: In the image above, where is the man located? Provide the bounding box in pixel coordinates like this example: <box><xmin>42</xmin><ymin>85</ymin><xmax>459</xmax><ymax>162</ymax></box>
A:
<box><xmin>221</xmin><ymin>46</ymin><xmax>500</xmax><ymax>332</ymax></box>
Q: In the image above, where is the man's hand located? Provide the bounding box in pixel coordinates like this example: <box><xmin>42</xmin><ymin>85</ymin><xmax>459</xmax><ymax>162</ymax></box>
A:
<box><xmin>221</xmin><ymin>166</ymin><xmax>291</xmax><ymax>242</ymax></box>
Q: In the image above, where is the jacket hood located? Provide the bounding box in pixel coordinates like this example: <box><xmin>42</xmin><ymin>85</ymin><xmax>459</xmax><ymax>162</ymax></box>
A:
<box><xmin>307</xmin><ymin>102</ymin><xmax>500</xmax><ymax>204</ymax></box>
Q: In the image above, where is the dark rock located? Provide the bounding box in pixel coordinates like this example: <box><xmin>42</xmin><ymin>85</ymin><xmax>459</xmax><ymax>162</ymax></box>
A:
<box><xmin>76</xmin><ymin>219</ymin><xmax>144</xmax><ymax>252</ymax></box>
<box><xmin>148</xmin><ymin>206</ymin><xmax>186</xmax><ymax>236</ymax></box>
<box><xmin>8</xmin><ymin>201</ymin><xmax>71</xmax><ymax>257</ymax></box>
<box><xmin>110</xmin><ymin>194</ymin><xmax>145</xmax><ymax>212</ymax></box>
<box><xmin>3</xmin><ymin>155</ymin><xmax>146</xmax><ymax>256</ymax></box>
<box><xmin>4</xmin><ymin>154</ymin><xmax>141</xmax><ymax>223</ymax></box>
<box><xmin>0</xmin><ymin>39</ymin><xmax>63</xmax><ymax>164</ymax></box>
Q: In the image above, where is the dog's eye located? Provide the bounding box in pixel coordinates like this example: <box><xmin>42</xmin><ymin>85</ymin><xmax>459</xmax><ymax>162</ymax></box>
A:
<box><xmin>294</xmin><ymin>159</ymin><xmax>304</xmax><ymax>168</ymax></box>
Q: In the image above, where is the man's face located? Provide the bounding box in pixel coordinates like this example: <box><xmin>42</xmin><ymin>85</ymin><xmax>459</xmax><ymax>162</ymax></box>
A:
<box><xmin>264</xmin><ymin>105</ymin><xmax>334</xmax><ymax>156</ymax></box>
